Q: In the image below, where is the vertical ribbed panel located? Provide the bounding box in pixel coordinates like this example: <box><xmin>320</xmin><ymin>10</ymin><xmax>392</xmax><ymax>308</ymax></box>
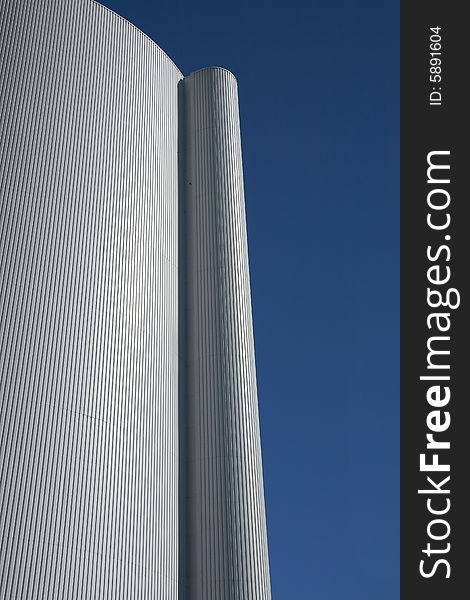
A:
<box><xmin>0</xmin><ymin>1</ymin><xmax>181</xmax><ymax>597</ymax></box>
<box><xmin>183</xmin><ymin>68</ymin><xmax>271</xmax><ymax>599</ymax></box>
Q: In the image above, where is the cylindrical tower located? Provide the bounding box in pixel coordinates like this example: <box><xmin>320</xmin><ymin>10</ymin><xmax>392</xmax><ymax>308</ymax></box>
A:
<box><xmin>183</xmin><ymin>67</ymin><xmax>271</xmax><ymax>599</ymax></box>
<box><xmin>0</xmin><ymin>1</ymin><xmax>181</xmax><ymax>597</ymax></box>
<box><xmin>1</xmin><ymin>3</ymin><xmax>272</xmax><ymax>598</ymax></box>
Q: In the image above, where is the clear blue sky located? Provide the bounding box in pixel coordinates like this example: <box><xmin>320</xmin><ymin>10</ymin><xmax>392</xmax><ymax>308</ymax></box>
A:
<box><xmin>100</xmin><ymin>1</ymin><xmax>399</xmax><ymax>597</ymax></box>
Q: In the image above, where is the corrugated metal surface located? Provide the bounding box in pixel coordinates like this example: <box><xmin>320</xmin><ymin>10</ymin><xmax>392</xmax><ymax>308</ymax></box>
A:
<box><xmin>0</xmin><ymin>1</ymin><xmax>181</xmax><ymax>597</ymax></box>
<box><xmin>183</xmin><ymin>67</ymin><xmax>272</xmax><ymax>599</ymax></box>
<box><xmin>1</xmin><ymin>4</ymin><xmax>272</xmax><ymax>599</ymax></box>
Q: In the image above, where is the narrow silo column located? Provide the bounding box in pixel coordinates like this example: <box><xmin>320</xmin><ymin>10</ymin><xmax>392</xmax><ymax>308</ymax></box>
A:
<box><xmin>182</xmin><ymin>67</ymin><xmax>271</xmax><ymax>600</ymax></box>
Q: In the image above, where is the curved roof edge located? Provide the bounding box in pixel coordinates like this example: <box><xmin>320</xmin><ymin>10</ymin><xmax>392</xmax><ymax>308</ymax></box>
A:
<box><xmin>92</xmin><ymin>1</ymin><xmax>183</xmax><ymax>78</ymax></box>
<box><xmin>186</xmin><ymin>66</ymin><xmax>237</xmax><ymax>82</ymax></box>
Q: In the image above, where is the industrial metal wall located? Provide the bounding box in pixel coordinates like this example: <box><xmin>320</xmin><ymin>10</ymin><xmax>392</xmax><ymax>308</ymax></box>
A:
<box><xmin>0</xmin><ymin>1</ymin><xmax>182</xmax><ymax>597</ymax></box>
<box><xmin>1</xmin><ymin>3</ymin><xmax>272</xmax><ymax>599</ymax></box>
<box><xmin>183</xmin><ymin>67</ymin><xmax>271</xmax><ymax>600</ymax></box>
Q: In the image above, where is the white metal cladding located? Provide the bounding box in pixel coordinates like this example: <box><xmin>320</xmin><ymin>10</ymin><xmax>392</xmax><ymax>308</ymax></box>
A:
<box><xmin>0</xmin><ymin>2</ymin><xmax>272</xmax><ymax>599</ymax></box>
<box><xmin>183</xmin><ymin>68</ymin><xmax>271</xmax><ymax>599</ymax></box>
<box><xmin>0</xmin><ymin>1</ymin><xmax>182</xmax><ymax>598</ymax></box>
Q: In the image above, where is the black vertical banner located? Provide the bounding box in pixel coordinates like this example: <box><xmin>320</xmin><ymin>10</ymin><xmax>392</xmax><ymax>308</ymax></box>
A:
<box><xmin>401</xmin><ymin>2</ymin><xmax>469</xmax><ymax>599</ymax></box>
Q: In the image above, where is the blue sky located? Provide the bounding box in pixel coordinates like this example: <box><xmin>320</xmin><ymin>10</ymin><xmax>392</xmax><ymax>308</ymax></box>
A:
<box><xmin>100</xmin><ymin>1</ymin><xmax>399</xmax><ymax>597</ymax></box>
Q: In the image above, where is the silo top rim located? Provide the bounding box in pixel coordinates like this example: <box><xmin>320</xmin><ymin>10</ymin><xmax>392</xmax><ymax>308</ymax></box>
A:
<box><xmin>186</xmin><ymin>66</ymin><xmax>237</xmax><ymax>81</ymax></box>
